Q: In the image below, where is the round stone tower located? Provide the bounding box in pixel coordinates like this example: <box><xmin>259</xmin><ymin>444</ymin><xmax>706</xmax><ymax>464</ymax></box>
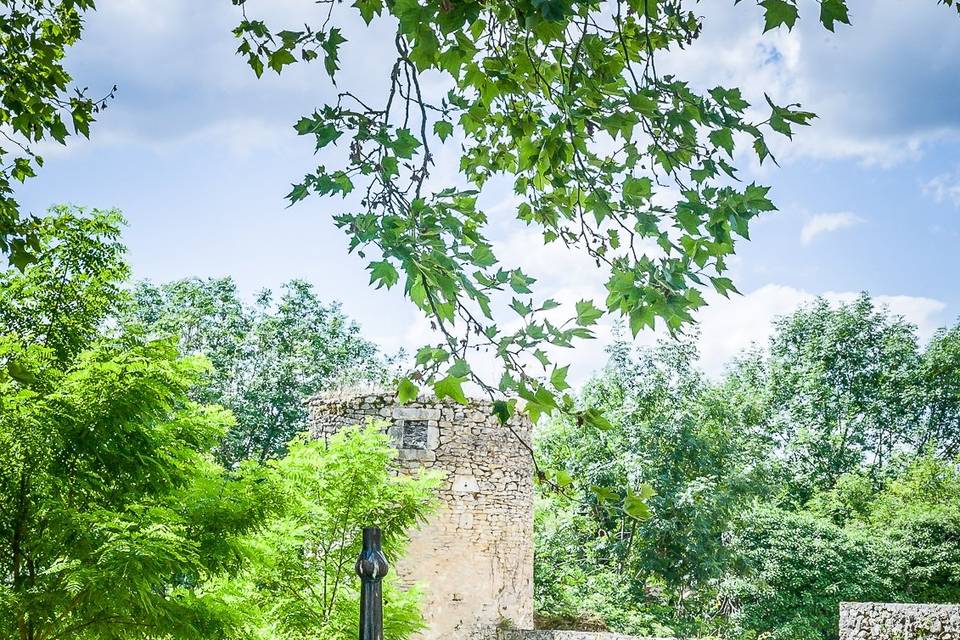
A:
<box><xmin>307</xmin><ymin>388</ymin><xmax>535</xmax><ymax>640</ymax></box>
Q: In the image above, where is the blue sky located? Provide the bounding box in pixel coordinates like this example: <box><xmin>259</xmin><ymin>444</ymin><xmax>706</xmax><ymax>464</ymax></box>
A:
<box><xmin>15</xmin><ymin>0</ymin><xmax>960</xmax><ymax>384</ymax></box>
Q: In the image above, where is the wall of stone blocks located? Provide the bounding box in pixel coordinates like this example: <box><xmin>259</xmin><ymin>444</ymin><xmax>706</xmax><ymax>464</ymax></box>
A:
<box><xmin>307</xmin><ymin>389</ymin><xmax>535</xmax><ymax>640</ymax></box>
<box><xmin>840</xmin><ymin>603</ymin><xmax>960</xmax><ymax>640</ymax></box>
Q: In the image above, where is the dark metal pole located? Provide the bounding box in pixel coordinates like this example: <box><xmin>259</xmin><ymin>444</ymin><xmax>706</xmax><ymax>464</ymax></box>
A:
<box><xmin>356</xmin><ymin>527</ymin><xmax>389</xmax><ymax>640</ymax></box>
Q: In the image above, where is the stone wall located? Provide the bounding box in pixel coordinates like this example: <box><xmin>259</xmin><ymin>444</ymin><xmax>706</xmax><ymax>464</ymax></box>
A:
<box><xmin>498</xmin><ymin>632</ymin><xmax>674</xmax><ymax>640</ymax></box>
<box><xmin>840</xmin><ymin>603</ymin><xmax>960</xmax><ymax>639</ymax></box>
<box><xmin>307</xmin><ymin>388</ymin><xmax>534</xmax><ymax>640</ymax></box>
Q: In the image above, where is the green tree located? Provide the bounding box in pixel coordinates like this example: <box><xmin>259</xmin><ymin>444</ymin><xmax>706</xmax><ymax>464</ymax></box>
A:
<box><xmin>534</xmin><ymin>335</ymin><xmax>771</xmax><ymax>631</ymax></box>
<box><xmin>230</xmin><ymin>0</ymin><xmax>959</xmax><ymax>422</ymax></box>
<box><xmin>224</xmin><ymin>425</ymin><xmax>440</xmax><ymax>640</ymax></box>
<box><xmin>861</xmin><ymin>455</ymin><xmax>960</xmax><ymax>603</ymax></box>
<box><xmin>918</xmin><ymin>323</ymin><xmax>960</xmax><ymax>457</ymax></box>
<box><xmin>125</xmin><ymin>277</ymin><xmax>390</xmax><ymax>465</ymax></box>
<box><xmin>0</xmin><ymin>206</ymin><xmax>438</xmax><ymax>640</ymax></box>
<box><xmin>0</xmin><ymin>1</ymin><xmax>113</xmax><ymax>268</ymax></box>
<box><xmin>0</xmin><ymin>205</ymin><xmax>128</xmax><ymax>363</ymax></box>
<box><xmin>0</xmin><ymin>207</ymin><xmax>270</xmax><ymax>640</ymax></box>
<box><xmin>765</xmin><ymin>294</ymin><xmax>923</xmax><ymax>498</ymax></box>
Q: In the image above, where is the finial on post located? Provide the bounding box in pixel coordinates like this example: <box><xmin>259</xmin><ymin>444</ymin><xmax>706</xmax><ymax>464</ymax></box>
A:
<box><xmin>356</xmin><ymin>527</ymin><xmax>389</xmax><ymax>640</ymax></box>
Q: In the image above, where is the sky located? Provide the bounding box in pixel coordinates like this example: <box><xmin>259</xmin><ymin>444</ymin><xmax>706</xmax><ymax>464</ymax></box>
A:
<box><xmin>15</xmin><ymin>0</ymin><xmax>960</xmax><ymax>386</ymax></box>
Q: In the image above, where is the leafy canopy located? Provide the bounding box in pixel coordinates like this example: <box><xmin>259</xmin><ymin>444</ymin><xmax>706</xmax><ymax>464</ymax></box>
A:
<box><xmin>231</xmin><ymin>0</ymin><xmax>958</xmax><ymax>423</ymax></box>
<box><xmin>765</xmin><ymin>294</ymin><xmax>925</xmax><ymax>497</ymax></box>
<box><xmin>221</xmin><ymin>425</ymin><xmax>441</xmax><ymax>640</ymax></box>
<box><xmin>0</xmin><ymin>1</ymin><xmax>114</xmax><ymax>269</ymax></box>
<box><xmin>124</xmin><ymin>277</ymin><xmax>390</xmax><ymax>465</ymax></box>
<box><xmin>533</xmin><ymin>297</ymin><xmax>960</xmax><ymax>638</ymax></box>
<box><xmin>0</xmin><ymin>207</ymin><xmax>265</xmax><ymax>640</ymax></box>
<box><xmin>0</xmin><ymin>206</ymin><xmax>438</xmax><ymax>640</ymax></box>
<box><xmin>534</xmin><ymin>335</ymin><xmax>773</xmax><ymax>634</ymax></box>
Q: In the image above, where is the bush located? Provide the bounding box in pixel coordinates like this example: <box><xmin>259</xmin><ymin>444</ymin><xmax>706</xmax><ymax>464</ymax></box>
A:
<box><xmin>723</xmin><ymin>507</ymin><xmax>893</xmax><ymax>640</ymax></box>
<box><xmin>225</xmin><ymin>423</ymin><xmax>442</xmax><ymax>640</ymax></box>
<box><xmin>885</xmin><ymin>507</ymin><xmax>960</xmax><ymax>603</ymax></box>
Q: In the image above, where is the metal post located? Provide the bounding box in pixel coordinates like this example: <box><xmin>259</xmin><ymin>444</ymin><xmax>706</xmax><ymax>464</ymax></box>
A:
<box><xmin>356</xmin><ymin>527</ymin><xmax>389</xmax><ymax>640</ymax></box>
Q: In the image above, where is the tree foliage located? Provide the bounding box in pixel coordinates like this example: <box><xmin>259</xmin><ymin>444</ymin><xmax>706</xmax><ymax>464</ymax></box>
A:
<box><xmin>0</xmin><ymin>207</ymin><xmax>264</xmax><ymax>640</ymax></box>
<box><xmin>534</xmin><ymin>297</ymin><xmax>960</xmax><ymax>639</ymax></box>
<box><xmin>230</xmin><ymin>0</ymin><xmax>958</xmax><ymax>422</ymax></box>
<box><xmin>0</xmin><ymin>1</ymin><xmax>113</xmax><ymax>269</ymax></box>
<box><xmin>0</xmin><ymin>206</ymin><xmax>437</xmax><ymax>640</ymax></box>
<box><xmin>919</xmin><ymin>324</ymin><xmax>960</xmax><ymax>457</ymax></box>
<box><xmin>222</xmin><ymin>425</ymin><xmax>440</xmax><ymax>640</ymax></box>
<box><xmin>124</xmin><ymin>277</ymin><xmax>390</xmax><ymax>465</ymax></box>
<box><xmin>722</xmin><ymin>507</ymin><xmax>894</xmax><ymax>640</ymax></box>
<box><xmin>765</xmin><ymin>294</ymin><xmax>925</xmax><ymax>498</ymax></box>
<box><xmin>534</xmin><ymin>335</ymin><xmax>773</xmax><ymax>633</ymax></box>
<box><xmin>0</xmin><ymin>205</ymin><xmax>128</xmax><ymax>364</ymax></box>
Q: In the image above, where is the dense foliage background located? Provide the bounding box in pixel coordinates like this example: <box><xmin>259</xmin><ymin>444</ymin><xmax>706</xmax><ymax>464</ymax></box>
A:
<box><xmin>123</xmin><ymin>277</ymin><xmax>392</xmax><ymax>465</ymax></box>
<box><xmin>0</xmin><ymin>207</ymin><xmax>436</xmax><ymax>640</ymax></box>
<box><xmin>2</xmin><ymin>0</ymin><xmax>959</xmax><ymax>638</ymax></box>
<box><xmin>534</xmin><ymin>296</ymin><xmax>960</xmax><ymax>640</ymax></box>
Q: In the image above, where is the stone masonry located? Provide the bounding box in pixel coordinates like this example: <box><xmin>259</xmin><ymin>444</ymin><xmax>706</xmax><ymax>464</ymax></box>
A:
<box><xmin>840</xmin><ymin>603</ymin><xmax>960</xmax><ymax>640</ymax></box>
<box><xmin>307</xmin><ymin>388</ymin><xmax>534</xmax><ymax>640</ymax></box>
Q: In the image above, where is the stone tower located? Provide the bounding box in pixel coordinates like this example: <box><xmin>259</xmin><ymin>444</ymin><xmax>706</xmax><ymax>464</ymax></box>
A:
<box><xmin>307</xmin><ymin>388</ymin><xmax>535</xmax><ymax>640</ymax></box>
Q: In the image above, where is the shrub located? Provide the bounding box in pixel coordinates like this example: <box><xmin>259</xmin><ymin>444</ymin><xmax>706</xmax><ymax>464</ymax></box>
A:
<box><xmin>723</xmin><ymin>507</ymin><xmax>893</xmax><ymax>640</ymax></box>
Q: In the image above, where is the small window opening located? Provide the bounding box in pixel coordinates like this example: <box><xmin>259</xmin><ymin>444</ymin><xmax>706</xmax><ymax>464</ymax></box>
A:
<box><xmin>401</xmin><ymin>419</ymin><xmax>429</xmax><ymax>450</ymax></box>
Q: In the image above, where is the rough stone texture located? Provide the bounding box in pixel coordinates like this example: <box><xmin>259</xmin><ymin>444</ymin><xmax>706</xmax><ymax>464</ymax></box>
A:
<box><xmin>307</xmin><ymin>388</ymin><xmax>534</xmax><ymax>640</ymax></box>
<box><xmin>839</xmin><ymin>603</ymin><xmax>960</xmax><ymax>640</ymax></box>
<box><xmin>498</xmin><ymin>632</ymin><xmax>674</xmax><ymax>640</ymax></box>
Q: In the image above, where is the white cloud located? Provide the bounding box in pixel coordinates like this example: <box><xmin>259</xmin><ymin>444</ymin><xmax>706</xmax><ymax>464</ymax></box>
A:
<box><xmin>923</xmin><ymin>170</ymin><xmax>960</xmax><ymax>207</ymax></box>
<box><xmin>659</xmin><ymin>0</ymin><xmax>960</xmax><ymax>166</ymax></box>
<box><xmin>800</xmin><ymin>212</ymin><xmax>864</xmax><ymax>245</ymax></box>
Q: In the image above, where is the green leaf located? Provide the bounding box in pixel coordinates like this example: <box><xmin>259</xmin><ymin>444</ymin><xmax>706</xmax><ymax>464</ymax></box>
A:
<box><xmin>433</xmin><ymin>120</ymin><xmax>454</xmax><ymax>141</ymax></box>
<box><xmin>510</xmin><ymin>298</ymin><xmax>533</xmax><ymax>317</ymax></box>
<box><xmin>321</xmin><ymin>28</ymin><xmax>347</xmax><ymax>78</ymax></box>
<box><xmin>415</xmin><ymin>346</ymin><xmax>435</xmax><ymax>366</ymax></box>
<box><xmin>581</xmin><ymin>407</ymin><xmax>613</xmax><ymax>431</ymax></box>
<box><xmin>622</xmin><ymin>176</ymin><xmax>652</xmax><ymax>206</ymax></box>
<box><xmin>287</xmin><ymin>183</ymin><xmax>310</xmax><ymax>204</ymax></box>
<box><xmin>754</xmin><ymin>137</ymin><xmax>772</xmax><ymax>164</ymax></box>
<box><xmin>710</xmin><ymin>276</ymin><xmax>740</xmax><ymax>298</ymax></box>
<box><xmin>591</xmin><ymin>485</ymin><xmax>620</xmax><ymax>503</ymax></box>
<box><xmin>623</xmin><ymin>493</ymin><xmax>652</xmax><ymax>520</ymax></box>
<box><xmin>6</xmin><ymin>360</ymin><xmax>37</xmax><ymax>385</ymax></box>
<box><xmin>575</xmin><ymin>300</ymin><xmax>603</xmax><ymax>326</ymax></box>
<box><xmin>268</xmin><ymin>48</ymin><xmax>297</xmax><ymax>74</ymax></box>
<box><xmin>819</xmin><ymin>0</ymin><xmax>850</xmax><ymax>31</ymax></box>
<box><xmin>397</xmin><ymin>377</ymin><xmax>419</xmax><ymax>404</ymax></box>
<box><xmin>392</xmin><ymin>128</ymin><xmax>421</xmax><ymax>159</ymax></box>
<box><xmin>760</xmin><ymin>0</ymin><xmax>799</xmax><ymax>31</ymax></box>
<box><xmin>470</xmin><ymin>243</ymin><xmax>496</xmax><ymax>267</ymax></box>
<box><xmin>635</xmin><ymin>483</ymin><xmax>656</xmax><ymax>500</ymax></box>
<box><xmin>492</xmin><ymin>399</ymin><xmax>514</xmax><ymax>423</ymax></box>
<box><xmin>709</xmin><ymin>128</ymin><xmax>735</xmax><ymax>157</ymax></box>
<box><xmin>550</xmin><ymin>365</ymin><xmax>570</xmax><ymax>391</ymax></box>
<box><xmin>12</xmin><ymin>158</ymin><xmax>36</xmax><ymax>183</ymax></box>
<box><xmin>367</xmin><ymin>260</ymin><xmax>399</xmax><ymax>289</ymax></box>
<box><xmin>448</xmin><ymin>358</ymin><xmax>470</xmax><ymax>378</ymax></box>
<box><xmin>539</xmin><ymin>299</ymin><xmax>561</xmax><ymax>311</ymax></box>
<box><xmin>297</xmin><ymin>119</ymin><xmax>342</xmax><ymax>151</ymax></box>
<box><xmin>509</xmin><ymin>270</ymin><xmax>535</xmax><ymax>294</ymax></box>
<box><xmin>434</xmin><ymin>375</ymin><xmax>468</xmax><ymax>404</ymax></box>
<box><xmin>629</xmin><ymin>306</ymin><xmax>654</xmax><ymax>336</ymax></box>
<box><xmin>353</xmin><ymin>0</ymin><xmax>383</xmax><ymax>23</ymax></box>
